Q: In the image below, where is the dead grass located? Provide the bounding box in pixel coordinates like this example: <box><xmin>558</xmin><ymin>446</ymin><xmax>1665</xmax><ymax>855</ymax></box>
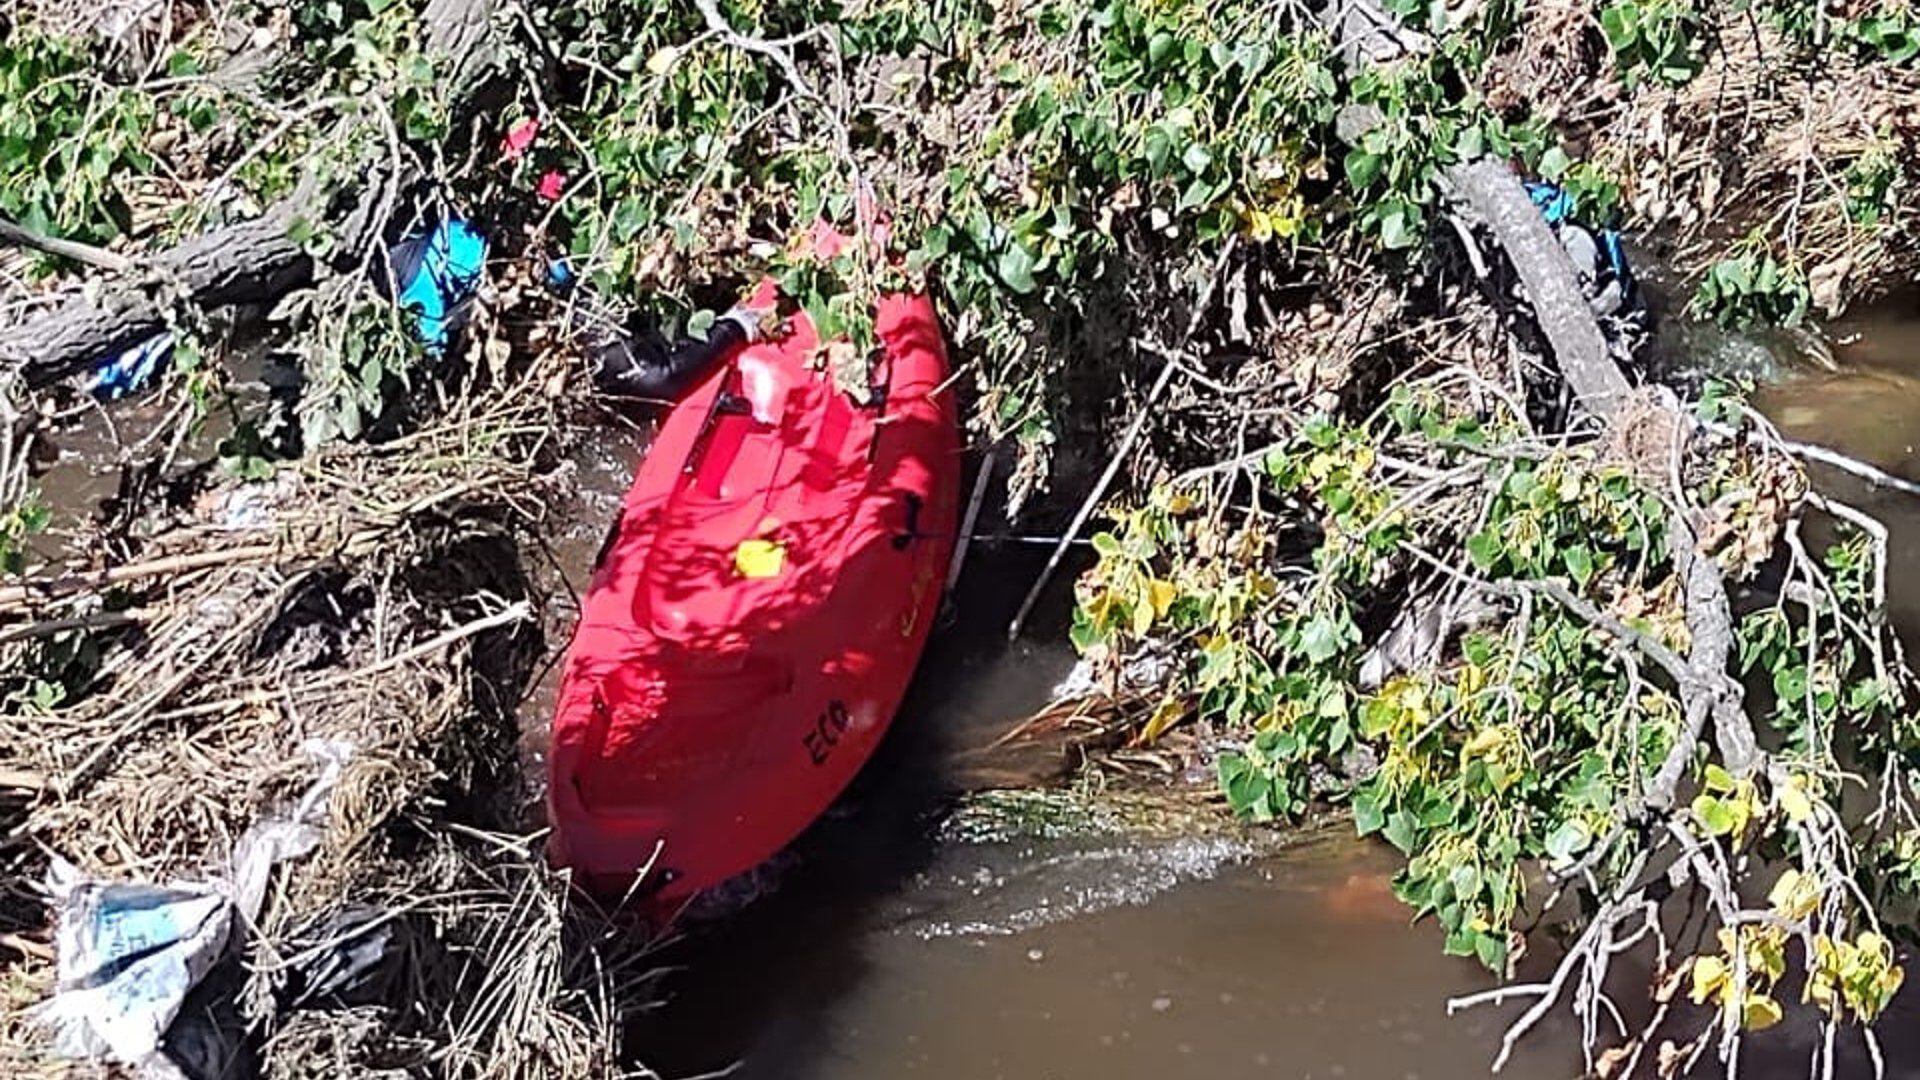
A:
<box><xmin>1589</xmin><ymin>10</ymin><xmax>1920</xmax><ymax>314</ymax></box>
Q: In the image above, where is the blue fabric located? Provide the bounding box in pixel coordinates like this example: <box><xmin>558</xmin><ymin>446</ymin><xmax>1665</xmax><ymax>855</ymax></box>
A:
<box><xmin>88</xmin><ymin>332</ymin><xmax>173</xmax><ymax>399</ymax></box>
<box><xmin>393</xmin><ymin>218</ymin><xmax>487</xmax><ymax>354</ymax></box>
<box><xmin>1526</xmin><ymin>181</ymin><xmax>1577</xmax><ymax>227</ymax></box>
<box><xmin>1600</xmin><ymin>228</ymin><xmax>1634</xmax><ymax>297</ymax></box>
<box><xmin>1527</xmin><ymin>180</ymin><xmax>1636</xmax><ymax>300</ymax></box>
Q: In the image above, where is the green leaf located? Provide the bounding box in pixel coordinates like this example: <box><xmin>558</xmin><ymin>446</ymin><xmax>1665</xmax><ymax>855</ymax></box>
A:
<box><xmin>1304</xmin><ymin>416</ymin><xmax>1338</xmax><ymax>448</ymax></box>
<box><xmin>1144</xmin><ymin>127</ymin><xmax>1173</xmax><ymax>175</ymax></box>
<box><xmin>1692</xmin><ymin>794</ymin><xmax>1735</xmax><ymax>837</ymax></box>
<box><xmin>997</xmin><ymin>242</ymin><xmax>1038</xmax><ymax>294</ymax></box>
<box><xmin>1378</xmin><ymin>205</ymin><xmax>1416</xmax><ymax>249</ymax></box>
<box><xmin>1599</xmin><ymin>5</ymin><xmax>1635</xmax><ymax>51</ymax></box>
<box><xmin>1772</xmin><ymin>665</ymin><xmax>1808</xmax><ymax>704</ymax></box>
<box><xmin>1299</xmin><ymin>615</ymin><xmax>1343</xmax><ymax>664</ymax></box>
<box><xmin>1148</xmin><ymin>31</ymin><xmax>1177</xmax><ymax>66</ymax></box>
<box><xmin>1449</xmin><ymin>862</ymin><xmax>1482</xmax><ymax>900</ymax></box>
<box><xmin>1564</xmin><ymin>544</ymin><xmax>1594</xmax><ymax>588</ymax></box>
<box><xmin>1544</xmin><ymin>818</ymin><xmax>1592</xmax><ymax>864</ymax></box>
<box><xmin>1465</xmin><ymin>530</ymin><xmax>1503</xmax><ymax>572</ymax></box>
<box><xmin>1703</xmin><ymin>763</ymin><xmax>1735</xmax><ymax>792</ymax></box>
<box><xmin>1383</xmin><ymin>810</ymin><xmax>1419</xmax><ymax>854</ymax></box>
<box><xmin>1344</xmin><ymin>149</ymin><xmax>1383</xmax><ymax>189</ymax></box>
<box><xmin>1353</xmin><ymin>789</ymin><xmax>1386</xmax><ymax>835</ymax></box>
<box><xmin>1474</xmin><ymin>931</ymin><xmax>1507</xmax><ymax>971</ymax></box>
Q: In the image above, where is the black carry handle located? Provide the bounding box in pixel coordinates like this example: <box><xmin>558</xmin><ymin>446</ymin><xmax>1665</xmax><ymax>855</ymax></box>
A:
<box><xmin>891</xmin><ymin>492</ymin><xmax>925</xmax><ymax>551</ymax></box>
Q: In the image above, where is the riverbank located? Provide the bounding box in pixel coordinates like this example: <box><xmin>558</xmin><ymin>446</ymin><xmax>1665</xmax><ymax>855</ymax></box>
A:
<box><xmin>5</xmin><ymin>0</ymin><xmax>1920</xmax><ymax>1076</ymax></box>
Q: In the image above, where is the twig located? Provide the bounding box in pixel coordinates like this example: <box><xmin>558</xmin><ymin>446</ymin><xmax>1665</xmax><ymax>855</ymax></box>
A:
<box><xmin>0</xmin><ymin>767</ymin><xmax>46</xmax><ymax>791</ymax></box>
<box><xmin>0</xmin><ymin>544</ymin><xmax>281</xmax><ymax>613</ymax></box>
<box><xmin>945</xmin><ymin>444</ymin><xmax>998</xmax><ymax>596</ymax></box>
<box><xmin>142</xmin><ymin>601</ymin><xmax>532</xmax><ymax>723</ymax></box>
<box><xmin>0</xmin><ymin>215</ymin><xmax>134</xmax><ymax>274</ymax></box>
<box><xmin>1714</xmin><ymin>414</ymin><xmax>1920</xmax><ymax>501</ymax></box>
<box><xmin>1006</xmin><ymin>356</ymin><xmax>1178</xmax><ymax>641</ymax></box>
<box><xmin>0</xmin><ymin>609</ymin><xmax>145</xmax><ymax>644</ymax></box>
<box><xmin>0</xmin><ymin>932</ymin><xmax>54</xmax><ymax>961</ymax></box>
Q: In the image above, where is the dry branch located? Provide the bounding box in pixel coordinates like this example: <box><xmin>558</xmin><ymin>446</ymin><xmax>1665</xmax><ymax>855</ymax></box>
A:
<box><xmin>1441</xmin><ymin>158</ymin><xmax>1632</xmax><ymax>422</ymax></box>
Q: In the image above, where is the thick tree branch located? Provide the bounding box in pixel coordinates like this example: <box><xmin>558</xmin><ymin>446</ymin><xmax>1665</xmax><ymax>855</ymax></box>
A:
<box><xmin>1440</xmin><ymin>158</ymin><xmax>1633</xmax><ymax>422</ymax></box>
<box><xmin>0</xmin><ymin>0</ymin><xmax>504</xmax><ymax>387</ymax></box>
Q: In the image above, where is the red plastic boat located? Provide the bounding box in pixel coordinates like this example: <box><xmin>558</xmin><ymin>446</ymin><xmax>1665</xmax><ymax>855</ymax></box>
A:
<box><xmin>547</xmin><ymin>285</ymin><xmax>960</xmax><ymax>911</ymax></box>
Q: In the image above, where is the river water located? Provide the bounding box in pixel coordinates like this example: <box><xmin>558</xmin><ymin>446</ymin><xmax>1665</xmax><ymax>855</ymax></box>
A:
<box><xmin>628</xmin><ymin>549</ymin><xmax>1575</xmax><ymax>1080</ymax></box>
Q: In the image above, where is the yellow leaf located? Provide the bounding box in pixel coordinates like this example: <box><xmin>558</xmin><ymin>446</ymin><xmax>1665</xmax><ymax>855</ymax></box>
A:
<box><xmin>734</xmin><ymin>538</ymin><xmax>787</xmax><ymax>578</ymax></box>
<box><xmin>1147</xmin><ymin>579</ymin><xmax>1178</xmax><ymax>618</ymax></box>
<box><xmin>1137</xmin><ymin>694</ymin><xmax>1187</xmax><ymax>745</ymax></box>
<box><xmin>1806</xmin><ymin>973</ymin><xmax>1837</xmax><ymax>1012</ymax></box>
<box><xmin>1880</xmin><ymin>964</ymin><xmax>1905</xmax><ymax>1000</ymax></box>
<box><xmin>1691</xmin><ymin>955</ymin><xmax>1728</xmax><ymax>1005</ymax></box>
<box><xmin>1742</xmin><ymin>994</ymin><xmax>1783</xmax><ymax>1031</ymax></box>
<box><xmin>1767</xmin><ymin>869</ymin><xmax>1819</xmax><ymax>921</ymax></box>
<box><xmin>1779</xmin><ymin>783</ymin><xmax>1813</xmax><ymax>823</ymax></box>
<box><xmin>1463</xmin><ymin>727</ymin><xmax>1505</xmax><ymax>757</ymax></box>
<box><xmin>646</xmin><ymin>45</ymin><xmax>681</xmax><ymax>76</ymax></box>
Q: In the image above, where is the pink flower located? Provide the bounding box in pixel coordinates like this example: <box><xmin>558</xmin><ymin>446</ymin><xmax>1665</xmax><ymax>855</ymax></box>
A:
<box><xmin>806</xmin><ymin>219</ymin><xmax>847</xmax><ymax>259</ymax></box>
<box><xmin>537</xmin><ymin>171</ymin><xmax>566</xmax><ymax>202</ymax></box>
<box><xmin>500</xmin><ymin>117</ymin><xmax>539</xmax><ymax>161</ymax></box>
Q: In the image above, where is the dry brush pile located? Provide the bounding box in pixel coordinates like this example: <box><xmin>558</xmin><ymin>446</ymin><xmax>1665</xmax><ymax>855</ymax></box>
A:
<box><xmin>0</xmin><ymin>352</ymin><xmax>660</xmax><ymax>1077</ymax></box>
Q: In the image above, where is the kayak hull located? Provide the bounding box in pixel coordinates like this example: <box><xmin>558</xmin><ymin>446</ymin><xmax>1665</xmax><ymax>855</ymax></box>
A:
<box><xmin>547</xmin><ymin>290</ymin><xmax>960</xmax><ymax>912</ymax></box>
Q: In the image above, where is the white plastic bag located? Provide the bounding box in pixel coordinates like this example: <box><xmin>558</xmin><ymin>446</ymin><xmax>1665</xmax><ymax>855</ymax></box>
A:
<box><xmin>34</xmin><ymin>740</ymin><xmax>352</xmax><ymax>1076</ymax></box>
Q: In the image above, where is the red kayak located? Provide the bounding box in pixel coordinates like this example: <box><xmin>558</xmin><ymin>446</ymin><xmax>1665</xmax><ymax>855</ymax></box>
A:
<box><xmin>547</xmin><ymin>285</ymin><xmax>961</xmax><ymax>911</ymax></box>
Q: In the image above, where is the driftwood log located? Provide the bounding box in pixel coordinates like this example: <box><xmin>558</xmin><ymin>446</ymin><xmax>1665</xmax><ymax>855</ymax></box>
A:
<box><xmin>0</xmin><ymin>0</ymin><xmax>503</xmax><ymax>387</ymax></box>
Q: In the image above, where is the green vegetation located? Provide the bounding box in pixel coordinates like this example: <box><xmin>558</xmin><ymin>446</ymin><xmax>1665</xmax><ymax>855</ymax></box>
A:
<box><xmin>1693</xmin><ymin>240</ymin><xmax>1814</xmax><ymax>328</ymax></box>
<box><xmin>1601</xmin><ymin>0</ymin><xmax>1708</xmax><ymax>85</ymax></box>
<box><xmin>1075</xmin><ymin>374</ymin><xmax>1920</xmax><ymax>1044</ymax></box>
<box><xmin>0</xmin><ymin>31</ymin><xmax>157</xmax><ymax>245</ymax></box>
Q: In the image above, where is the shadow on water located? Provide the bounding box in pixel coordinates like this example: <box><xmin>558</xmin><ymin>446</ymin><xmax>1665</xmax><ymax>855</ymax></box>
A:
<box><xmin>630</xmin><ymin>542</ymin><xmax>1085</xmax><ymax>1077</ymax></box>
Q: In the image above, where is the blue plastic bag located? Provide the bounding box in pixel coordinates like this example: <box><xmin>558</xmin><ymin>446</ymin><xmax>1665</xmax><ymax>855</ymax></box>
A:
<box><xmin>389</xmin><ymin>218</ymin><xmax>488</xmax><ymax>354</ymax></box>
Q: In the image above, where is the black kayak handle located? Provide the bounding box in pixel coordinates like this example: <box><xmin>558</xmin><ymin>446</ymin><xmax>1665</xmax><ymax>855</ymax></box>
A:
<box><xmin>891</xmin><ymin>493</ymin><xmax>925</xmax><ymax>550</ymax></box>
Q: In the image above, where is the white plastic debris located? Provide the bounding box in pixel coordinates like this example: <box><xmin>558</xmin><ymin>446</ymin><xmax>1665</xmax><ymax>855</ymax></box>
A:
<box><xmin>1050</xmin><ymin>643</ymin><xmax>1177</xmax><ymax>702</ymax></box>
<box><xmin>35</xmin><ymin>740</ymin><xmax>353</xmax><ymax>1076</ymax></box>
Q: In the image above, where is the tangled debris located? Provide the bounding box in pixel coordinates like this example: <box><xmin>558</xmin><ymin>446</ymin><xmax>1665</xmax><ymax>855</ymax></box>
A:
<box><xmin>0</xmin><ymin>353</ymin><xmax>656</xmax><ymax>1077</ymax></box>
<box><xmin>1590</xmin><ymin>7</ymin><xmax>1920</xmax><ymax>318</ymax></box>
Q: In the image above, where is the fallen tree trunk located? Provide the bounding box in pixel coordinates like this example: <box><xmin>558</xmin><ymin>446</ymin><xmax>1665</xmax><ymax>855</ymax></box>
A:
<box><xmin>0</xmin><ymin>0</ymin><xmax>503</xmax><ymax>387</ymax></box>
<box><xmin>1441</xmin><ymin>158</ymin><xmax>1633</xmax><ymax>422</ymax></box>
<box><xmin>1439</xmin><ymin>155</ymin><xmax>1759</xmax><ymax>780</ymax></box>
<box><xmin>2</xmin><ymin>206</ymin><xmax>314</xmax><ymax>385</ymax></box>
